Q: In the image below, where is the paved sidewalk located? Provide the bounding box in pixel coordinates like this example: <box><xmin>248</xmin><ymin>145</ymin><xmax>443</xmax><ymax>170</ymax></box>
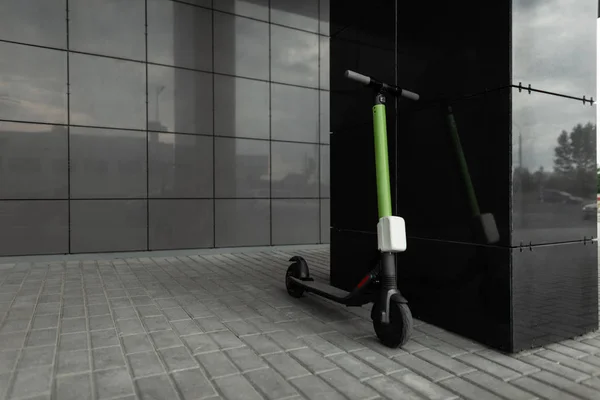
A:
<box><xmin>0</xmin><ymin>248</ymin><xmax>599</xmax><ymax>400</ymax></box>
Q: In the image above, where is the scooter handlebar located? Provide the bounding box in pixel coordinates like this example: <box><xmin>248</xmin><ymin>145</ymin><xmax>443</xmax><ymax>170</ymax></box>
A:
<box><xmin>344</xmin><ymin>70</ymin><xmax>371</xmax><ymax>85</ymax></box>
<box><xmin>344</xmin><ymin>69</ymin><xmax>419</xmax><ymax>101</ymax></box>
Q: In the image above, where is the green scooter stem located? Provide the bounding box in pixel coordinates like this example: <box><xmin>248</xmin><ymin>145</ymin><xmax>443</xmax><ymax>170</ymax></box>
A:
<box><xmin>373</xmin><ymin>103</ymin><xmax>393</xmax><ymax>219</ymax></box>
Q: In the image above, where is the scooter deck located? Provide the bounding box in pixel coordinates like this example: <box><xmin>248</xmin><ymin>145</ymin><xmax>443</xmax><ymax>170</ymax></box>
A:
<box><xmin>290</xmin><ymin>277</ymin><xmax>349</xmax><ymax>301</ymax></box>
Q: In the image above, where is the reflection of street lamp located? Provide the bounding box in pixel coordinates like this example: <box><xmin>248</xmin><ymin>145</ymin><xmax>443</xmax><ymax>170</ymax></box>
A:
<box><xmin>155</xmin><ymin>86</ymin><xmax>165</xmax><ymax>121</ymax></box>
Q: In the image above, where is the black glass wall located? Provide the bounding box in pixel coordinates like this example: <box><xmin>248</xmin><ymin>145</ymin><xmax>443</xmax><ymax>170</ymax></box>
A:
<box><xmin>329</xmin><ymin>0</ymin><xmax>597</xmax><ymax>352</ymax></box>
<box><xmin>0</xmin><ymin>0</ymin><xmax>331</xmax><ymax>255</ymax></box>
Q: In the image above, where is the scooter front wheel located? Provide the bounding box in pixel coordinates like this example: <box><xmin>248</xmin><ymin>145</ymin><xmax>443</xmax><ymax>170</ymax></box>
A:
<box><xmin>373</xmin><ymin>301</ymin><xmax>413</xmax><ymax>348</ymax></box>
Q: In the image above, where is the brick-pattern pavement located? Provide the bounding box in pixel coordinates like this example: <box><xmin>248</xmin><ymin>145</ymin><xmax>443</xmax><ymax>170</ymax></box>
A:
<box><xmin>0</xmin><ymin>247</ymin><xmax>599</xmax><ymax>400</ymax></box>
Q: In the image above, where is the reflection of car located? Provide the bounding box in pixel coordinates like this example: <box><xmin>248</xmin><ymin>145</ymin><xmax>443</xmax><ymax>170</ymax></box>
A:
<box><xmin>582</xmin><ymin>203</ymin><xmax>597</xmax><ymax>220</ymax></box>
<box><xmin>540</xmin><ymin>189</ymin><xmax>583</xmax><ymax>204</ymax></box>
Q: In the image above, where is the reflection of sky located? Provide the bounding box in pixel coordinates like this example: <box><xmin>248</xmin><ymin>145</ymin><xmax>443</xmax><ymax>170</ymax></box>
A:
<box><xmin>512</xmin><ymin>0</ymin><xmax>596</xmax><ymax>172</ymax></box>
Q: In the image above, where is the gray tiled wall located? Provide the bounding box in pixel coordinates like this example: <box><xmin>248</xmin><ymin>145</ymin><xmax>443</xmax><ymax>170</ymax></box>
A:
<box><xmin>0</xmin><ymin>0</ymin><xmax>330</xmax><ymax>256</ymax></box>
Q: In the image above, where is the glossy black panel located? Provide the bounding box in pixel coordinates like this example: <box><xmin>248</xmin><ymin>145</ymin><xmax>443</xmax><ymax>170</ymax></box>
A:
<box><xmin>213</xmin><ymin>12</ymin><xmax>269</xmax><ymax>81</ymax></box>
<box><xmin>149</xmin><ymin>199</ymin><xmax>213</xmax><ymax>250</ymax></box>
<box><xmin>0</xmin><ymin>0</ymin><xmax>66</xmax><ymax>48</ymax></box>
<box><xmin>512</xmin><ymin>241</ymin><xmax>598</xmax><ymax>352</ymax></box>
<box><xmin>148</xmin><ymin>132</ymin><xmax>213</xmax><ymax>198</ymax></box>
<box><xmin>271</xmin><ymin>142</ymin><xmax>319</xmax><ymax>198</ymax></box>
<box><xmin>0</xmin><ymin>201</ymin><xmax>68</xmax><ymax>256</ymax></box>
<box><xmin>272</xmin><ymin>199</ymin><xmax>320</xmax><ymax>245</ymax></box>
<box><xmin>512</xmin><ymin>0</ymin><xmax>596</xmax><ymax>97</ymax></box>
<box><xmin>512</xmin><ymin>90</ymin><xmax>597</xmax><ymax>245</ymax></box>
<box><xmin>395</xmin><ymin>89</ymin><xmax>511</xmax><ymax>245</ymax></box>
<box><xmin>214</xmin><ymin>137</ymin><xmax>270</xmax><ymax>198</ymax></box>
<box><xmin>213</xmin><ymin>0</ymin><xmax>269</xmax><ymax>21</ymax></box>
<box><xmin>0</xmin><ymin>42</ymin><xmax>67</xmax><ymax>124</ymax></box>
<box><xmin>270</xmin><ymin>0</ymin><xmax>318</xmax><ymax>32</ymax></box>
<box><xmin>147</xmin><ymin>64</ymin><xmax>213</xmax><ymax>135</ymax></box>
<box><xmin>70</xmin><ymin>127</ymin><xmax>146</xmax><ymax>199</ymax></box>
<box><xmin>0</xmin><ymin>122</ymin><xmax>67</xmax><ymax>199</ymax></box>
<box><xmin>147</xmin><ymin>0</ymin><xmax>212</xmax><ymax>71</ymax></box>
<box><xmin>214</xmin><ymin>75</ymin><xmax>269</xmax><ymax>139</ymax></box>
<box><xmin>271</xmin><ymin>84</ymin><xmax>319</xmax><ymax>143</ymax></box>
<box><xmin>70</xmin><ymin>53</ymin><xmax>145</xmax><ymax>130</ymax></box>
<box><xmin>70</xmin><ymin>200</ymin><xmax>147</xmax><ymax>253</ymax></box>
<box><xmin>271</xmin><ymin>25</ymin><xmax>319</xmax><ymax>88</ymax></box>
<box><xmin>69</xmin><ymin>0</ymin><xmax>145</xmax><ymax>61</ymax></box>
<box><xmin>215</xmin><ymin>199</ymin><xmax>270</xmax><ymax>247</ymax></box>
<box><xmin>331</xmin><ymin>229</ymin><xmax>512</xmax><ymax>351</ymax></box>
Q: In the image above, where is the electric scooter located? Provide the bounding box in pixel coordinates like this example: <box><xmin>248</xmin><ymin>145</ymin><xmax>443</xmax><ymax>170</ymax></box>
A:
<box><xmin>285</xmin><ymin>70</ymin><xmax>419</xmax><ymax>348</ymax></box>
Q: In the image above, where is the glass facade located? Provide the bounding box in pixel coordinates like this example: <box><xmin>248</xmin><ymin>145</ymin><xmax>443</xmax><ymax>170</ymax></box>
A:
<box><xmin>0</xmin><ymin>0</ymin><xmax>330</xmax><ymax>256</ymax></box>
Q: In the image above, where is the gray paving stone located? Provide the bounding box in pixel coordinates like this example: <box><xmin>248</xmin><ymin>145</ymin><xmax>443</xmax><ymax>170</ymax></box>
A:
<box><xmin>288</xmin><ymin>347</ymin><xmax>338</xmax><ymax>374</ymax></box>
<box><xmin>536</xmin><ymin>348</ymin><xmax>600</xmax><ymax>376</ymax></box>
<box><xmin>440</xmin><ymin>376</ymin><xmax>504</xmax><ymax>400</ymax></box>
<box><xmin>319</xmin><ymin>368</ymin><xmax>380</xmax><ymax>400</ymax></box>
<box><xmin>519</xmin><ymin>353</ymin><xmax>590</xmax><ymax>382</ymax></box>
<box><xmin>90</xmin><ymin>328</ymin><xmax>119</xmax><ymax>348</ymax></box>
<box><xmin>59</xmin><ymin>332</ymin><xmax>89</xmax><ymax>351</ymax></box>
<box><xmin>415</xmin><ymin>349</ymin><xmax>476</xmax><ymax>376</ymax></box>
<box><xmin>267</xmin><ymin>330</ymin><xmax>308</xmax><ymax>351</ymax></box>
<box><xmin>172</xmin><ymin>368</ymin><xmax>217</xmax><ymax>400</ymax></box>
<box><xmin>62</xmin><ymin>306</ymin><xmax>85</xmax><ymax>319</ymax></box>
<box><xmin>57</xmin><ymin>349</ymin><xmax>90</xmax><ymax>375</ymax></box>
<box><xmin>476</xmin><ymin>349</ymin><xmax>540</xmax><ymax>375</ymax></box>
<box><xmin>94</xmin><ymin>367</ymin><xmax>135</xmax><ymax>399</ymax></box>
<box><xmin>122</xmin><ymin>333</ymin><xmax>153</xmax><ymax>354</ymax></box>
<box><xmin>301</xmin><ymin>335</ymin><xmax>344</xmax><ymax>357</ymax></box>
<box><xmin>0</xmin><ymin>349</ymin><xmax>19</xmax><ymax>373</ymax></box>
<box><xmin>143</xmin><ymin>315</ymin><xmax>171</xmax><ymax>332</ymax></box>
<box><xmin>159</xmin><ymin>346</ymin><xmax>198</xmax><ymax>371</ymax></box>
<box><xmin>245</xmin><ymin>367</ymin><xmax>299</xmax><ymax>400</ymax></box>
<box><xmin>456</xmin><ymin>353</ymin><xmax>521</xmax><ymax>381</ymax></box>
<box><xmin>394</xmin><ymin>353</ymin><xmax>454</xmax><ymax>382</ymax></box>
<box><xmin>391</xmin><ymin>370</ymin><xmax>458</xmax><ymax>400</ymax></box>
<box><xmin>366</xmin><ymin>375</ymin><xmax>425</xmax><ymax>400</ymax></box>
<box><xmin>150</xmin><ymin>329</ymin><xmax>183</xmax><ymax>349</ymax></box>
<box><xmin>127</xmin><ymin>351</ymin><xmax>164</xmax><ymax>378</ymax></box>
<box><xmin>113</xmin><ymin>307</ymin><xmax>137</xmax><ymax>320</ymax></box>
<box><xmin>531</xmin><ymin>370</ymin><xmax>600</xmax><ymax>400</ymax></box>
<box><xmin>242</xmin><ymin>334</ymin><xmax>283</xmax><ymax>356</ymax></box>
<box><xmin>582</xmin><ymin>377</ymin><xmax>600</xmax><ymax>390</ymax></box>
<box><xmin>289</xmin><ymin>374</ymin><xmax>346</xmax><ymax>400</ymax></box>
<box><xmin>116</xmin><ymin>318</ymin><xmax>145</xmax><ymax>336</ymax></box>
<box><xmin>329</xmin><ymin>352</ymin><xmax>382</xmax><ymax>381</ymax></box>
<box><xmin>10</xmin><ymin>365</ymin><xmax>52</xmax><ymax>399</ymax></box>
<box><xmin>92</xmin><ymin>345</ymin><xmax>126</xmax><ymax>370</ymax></box>
<box><xmin>546</xmin><ymin>343</ymin><xmax>590</xmax><ymax>359</ymax></box>
<box><xmin>210</xmin><ymin>331</ymin><xmax>246</xmax><ymax>350</ymax></box>
<box><xmin>226</xmin><ymin>346</ymin><xmax>269</xmax><ymax>373</ymax></box>
<box><xmin>172</xmin><ymin>319</ymin><xmax>203</xmax><ymax>336</ymax></box>
<box><xmin>27</xmin><ymin>328</ymin><xmax>57</xmax><ymax>347</ymax></box>
<box><xmin>136</xmin><ymin>374</ymin><xmax>179</xmax><ymax>400</ymax></box>
<box><xmin>512</xmin><ymin>376</ymin><xmax>582</xmax><ymax>400</ymax></box>
<box><xmin>224</xmin><ymin>320</ymin><xmax>261</xmax><ymax>337</ymax></box>
<box><xmin>163</xmin><ymin>307</ymin><xmax>191</xmax><ymax>321</ymax></box>
<box><xmin>352</xmin><ymin>347</ymin><xmax>405</xmax><ymax>375</ymax></box>
<box><xmin>31</xmin><ymin>314</ymin><xmax>59</xmax><ymax>330</ymax></box>
<box><xmin>213</xmin><ymin>374</ymin><xmax>263</xmax><ymax>400</ymax></box>
<box><xmin>196</xmin><ymin>351</ymin><xmax>240</xmax><ymax>379</ymax></box>
<box><xmin>264</xmin><ymin>352</ymin><xmax>311</xmax><ymax>380</ymax></box>
<box><xmin>56</xmin><ymin>373</ymin><xmax>93</xmax><ymax>400</ymax></box>
<box><xmin>319</xmin><ymin>332</ymin><xmax>366</xmax><ymax>353</ymax></box>
<box><xmin>89</xmin><ymin>315</ymin><xmax>114</xmax><ymax>331</ymax></box>
<box><xmin>462</xmin><ymin>371</ymin><xmax>537</xmax><ymax>400</ymax></box>
<box><xmin>18</xmin><ymin>345</ymin><xmax>55</xmax><ymax>368</ymax></box>
<box><xmin>183</xmin><ymin>333</ymin><xmax>220</xmax><ymax>355</ymax></box>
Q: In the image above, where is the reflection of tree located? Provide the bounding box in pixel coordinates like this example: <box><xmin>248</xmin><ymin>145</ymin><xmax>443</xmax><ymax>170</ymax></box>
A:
<box><xmin>513</xmin><ymin>122</ymin><xmax>596</xmax><ymax>200</ymax></box>
<box><xmin>550</xmin><ymin>122</ymin><xmax>596</xmax><ymax>197</ymax></box>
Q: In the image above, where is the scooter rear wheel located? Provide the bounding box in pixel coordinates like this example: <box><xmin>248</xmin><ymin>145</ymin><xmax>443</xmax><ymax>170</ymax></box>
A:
<box><xmin>373</xmin><ymin>301</ymin><xmax>413</xmax><ymax>348</ymax></box>
<box><xmin>285</xmin><ymin>265</ymin><xmax>305</xmax><ymax>298</ymax></box>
